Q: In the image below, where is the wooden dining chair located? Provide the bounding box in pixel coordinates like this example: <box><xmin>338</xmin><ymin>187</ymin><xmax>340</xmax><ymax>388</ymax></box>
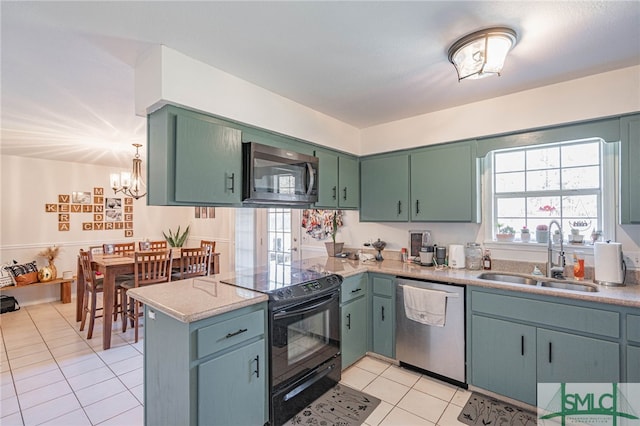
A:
<box><xmin>172</xmin><ymin>246</ymin><xmax>211</xmax><ymax>280</ymax></box>
<box><xmin>103</xmin><ymin>242</ymin><xmax>135</xmax><ymax>255</ymax></box>
<box><xmin>120</xmin><ymin>249</ymin><xmax>173</xmax><ymax>342</ymax></box>
<box><xmin>200</xmin><ymin>240</ymin><xmax>217</xmax><ymax>275</ymax></box>
<box><xmin>139</xmin><ymin>240</ymin><xmax>168</xmax><ymax>251</ymax></box>
<box><xmin>78</xmin><ymin>249</ymin><xmax>123</xmax><ymax>339</ymax></box>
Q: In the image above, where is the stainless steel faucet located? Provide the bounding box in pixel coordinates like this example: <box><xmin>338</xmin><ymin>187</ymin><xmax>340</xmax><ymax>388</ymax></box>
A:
<box><xmin>547</xmin><ymin>220</ymin><xmax>565</xmax><ymax>278</ymax></box>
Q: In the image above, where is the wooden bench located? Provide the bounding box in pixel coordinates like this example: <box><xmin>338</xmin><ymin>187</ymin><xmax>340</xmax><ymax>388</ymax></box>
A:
<box><xmin>1</xmin><ymin>277</ymin><xmax>75</xmax><ymax>303</ymax></box>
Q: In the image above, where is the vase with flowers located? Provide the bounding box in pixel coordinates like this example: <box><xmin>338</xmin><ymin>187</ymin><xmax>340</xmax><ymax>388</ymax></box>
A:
<box><xmin>536</xmin><ymin>224</ymin><xmax>549</xmax><ymax>244</ymax></box>
<box><xmin>324</xmin><ymin>211</ymin><xmax>344</xmax><ymax>256</ymax></box>
<box><xmin>520</xmin><ymin>226</ymin><xmax>531</xmax><ymax>242</ymax></box>
<box><xmin>37</xmin><ymin>246</ymin><xmax>60</xmax><ymax>282</ymax></box>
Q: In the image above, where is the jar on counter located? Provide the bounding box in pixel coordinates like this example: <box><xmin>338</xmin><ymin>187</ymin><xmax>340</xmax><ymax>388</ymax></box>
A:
<box><xmin>465</xmin><ymin>243</ymin><xmax>483</xmax><ymax>270</ymax></box>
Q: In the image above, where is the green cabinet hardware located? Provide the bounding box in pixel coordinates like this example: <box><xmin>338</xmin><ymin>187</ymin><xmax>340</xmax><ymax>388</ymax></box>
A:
<box><xmin>410</xmin><ymin>141</ymin><xmax>479</xmax><ymax>222</ymax></box>
<box><xmin>340</xmin><ymin>274</ymin><xmax>368</xmax><ymax>369</ymax></box>
<box><xmin>147</xmin><ymin>105</ymin><xmax>242</xmax><ymax>206</ymax></box>
<box><xmin>360</xmin><ymin>154</ymin><xmax>410</xmax><ymax>221</ymax></box>
<box><xmin>315</xmin><ymin>150</ymin><xmax>359</xmax><ymax>209</ymax></box>
<box><xmin>370</xmin><ymin>274</ymin><xmax>395</xmax><ymax>358</ymax></box>
<box><xmin>620</xmin><ymin>114</ymin><xmax>640</xmax><ymax>224</ymax></box>
<box><xmin>144</xmin><ymin>303</ymin><xmax>268</xmax><ymax>426</ymax></box>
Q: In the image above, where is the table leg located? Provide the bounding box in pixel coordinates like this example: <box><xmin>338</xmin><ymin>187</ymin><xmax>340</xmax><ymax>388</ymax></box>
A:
<box><xmin>75</xmin><ymin>256</ymin><xmax>84</xmax><ymax>322</ymax></box>
<box><xmin>102</xmin><ymin>271</ymin><xmax>115</xmax><ymax>350</ymax></box>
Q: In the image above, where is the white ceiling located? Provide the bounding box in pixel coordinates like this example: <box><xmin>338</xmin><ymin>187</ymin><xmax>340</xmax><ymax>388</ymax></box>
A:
<box><xmin>2</xmin><ymin>1</ymin><xmax>639</xmax><ymax>167</ymax></box>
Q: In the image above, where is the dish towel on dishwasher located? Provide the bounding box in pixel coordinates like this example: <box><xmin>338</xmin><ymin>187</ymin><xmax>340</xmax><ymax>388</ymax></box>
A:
<box><xmin>403</xmin><ymin>286</ymin><xmax>447</xmax><ymax>327</ymax></box>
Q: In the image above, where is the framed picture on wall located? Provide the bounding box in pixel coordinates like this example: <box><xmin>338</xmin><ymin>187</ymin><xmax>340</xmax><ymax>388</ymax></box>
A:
<box><xmin>194</xmin><ymin>207</ymin><xmax>200</xmax><ymax>219</ymax></box>
<box><xmin>72</xmin><ymin>191</ymin><xmax>92</xmax><ymax>204</ymax></box>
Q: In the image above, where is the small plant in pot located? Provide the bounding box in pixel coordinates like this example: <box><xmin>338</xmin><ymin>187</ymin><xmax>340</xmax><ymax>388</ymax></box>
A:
<box><xmin>496</xmin><ymin>224</ymin><xmax>516</xmax><ymax>242</ymax></box>
<box><xmin>520</xmin><ymin>226</ymin><xmax>531</xmax><ymax>242</ymax></box>
<box><xmin>163</xmin><ymin>225</ymin><xmax>190</xmax><ymax>247</ymax></box>
<box><xmin>324</xmin><ymin>212</ymin><xmax>344</xmax><ymax>257</ymax></box>
<box><xmin>536</xmin><ymin>224</ymin><xmax>549</xmax><ymax>244</ymax></box>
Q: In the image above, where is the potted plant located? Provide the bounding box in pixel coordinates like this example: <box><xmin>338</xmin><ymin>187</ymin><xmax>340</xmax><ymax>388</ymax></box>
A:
<box><xmin>520</xmin><ymin>226</ymin><xmax>531</xmax><ymax>243</ymax></box>
<box><xmin>496</xmin><ymin>224</ymin><xmax>516</xmax><ymax>242</ymax></box>
<box><xmin>37</xmin><ymin>245</ymin><xmax>60</xmax><ymax>281</ymax></box>
<box><xmin>536</xmin><ymin>224</ymin><xmax>549</xmax><ymax>244</ymax></box>
<box><xmin>324</xmin><ymin>212</ymin><xmax>344</xmax><ymax>256</ymax></box>
<box><xmin>163</xmin><ymin>225</ymin><xmax>190</xmax><ymax>247</ymax></box>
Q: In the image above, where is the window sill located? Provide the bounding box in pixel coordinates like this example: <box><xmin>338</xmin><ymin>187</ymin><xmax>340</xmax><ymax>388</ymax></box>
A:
<box><xmin>484</xmin><ymin>240</ymin><xmax>594</xmax><ymax>254</ymax></box>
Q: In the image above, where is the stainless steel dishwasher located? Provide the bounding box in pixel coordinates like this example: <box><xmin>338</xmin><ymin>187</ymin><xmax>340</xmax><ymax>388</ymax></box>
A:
<box><xmin>396</xmin><ymin>278</ymin><xmax>466</xmax><ymax>385</ymax></box>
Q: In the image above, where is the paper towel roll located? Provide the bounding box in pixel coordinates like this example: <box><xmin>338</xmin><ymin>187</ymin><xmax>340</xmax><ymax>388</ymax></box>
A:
<box><xmin>594</xmin><ymin>242</ymin><xmax>625</xmax><ymax>286</ymax></box>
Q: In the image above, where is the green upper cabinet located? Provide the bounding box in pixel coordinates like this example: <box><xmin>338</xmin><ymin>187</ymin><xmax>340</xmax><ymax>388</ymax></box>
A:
<box><xmin>410</xmin><ymin>141</ymin><xmax>479</xmax><ymax>222</ymax></box>
<box><xmin>620</xmin><ymin>114</ymin><xmax>640</xmax><ymax>224</ymax></box>
<box><xmin>315</xmin><ymin>150</ymin><xmax>359</xmax><ymax>209</ymax></box>
<box><xmin>360</xmin><ymin>153</ymin><xmax>410</xmax><ymax>221</ymax></box>
<box><xmin>147</xmin><ymin>105</ymin><xmax>242</xmax><ymax>206</ymax></box>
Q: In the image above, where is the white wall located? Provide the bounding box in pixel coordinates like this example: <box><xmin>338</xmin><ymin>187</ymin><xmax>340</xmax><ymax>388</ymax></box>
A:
<box><xmin>0</xmin><ymin>155</ymin><xmax>236</xmax><ymax>305</ymax></box>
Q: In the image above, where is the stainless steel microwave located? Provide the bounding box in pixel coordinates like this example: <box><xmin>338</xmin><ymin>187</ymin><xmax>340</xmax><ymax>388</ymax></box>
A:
<box><xmin>242</xmin><ymin>142</ymin><xmax>319</xmax><ymax>205</ymax></box>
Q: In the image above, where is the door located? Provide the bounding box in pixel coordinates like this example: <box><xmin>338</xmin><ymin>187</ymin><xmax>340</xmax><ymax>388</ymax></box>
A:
<box><xmin>264</xmin><ymin>208</ymin><xmax>301</xmax><ymax>268</ymax></box>
<box><xmin>341</xmin><ymin>295</ymin><xmax>368</xmax><ymax>369</ymax></box>
<box><xmin>338</xmin><ymin>156</ymin><xmax>359</xmax><ymax>208</ymax></box>
<box><xmin>471</xmin><ymin>315</ymin><xmax>537</xmax><ymax>405</ymax></box>
<box><xmin>315</xmin><ymin>150</ymin><xmax>339</xmax><ymax>207</ymax></box>
<box><xmin>372</xmin><ymin>296</ymin><xmax>394</xmax><ymax>358</ymax></box>
<box><xmin>360</xmin><ymin>154</ymin><xmax>410</xmax><ymax>221</ymax></box>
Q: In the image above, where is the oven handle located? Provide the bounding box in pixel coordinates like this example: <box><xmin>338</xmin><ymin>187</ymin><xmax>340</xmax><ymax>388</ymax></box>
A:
<box><xmin>273</xmin><ymin>292</ymin><xmax>338</xmax><ymax>320</ymax></box>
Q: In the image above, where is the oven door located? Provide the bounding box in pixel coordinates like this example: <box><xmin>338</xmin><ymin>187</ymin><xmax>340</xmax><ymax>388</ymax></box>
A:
<box><xmin>270</xmin><ymin>291</ymin><xmax>340</xmax><ymax>390</ymax></box>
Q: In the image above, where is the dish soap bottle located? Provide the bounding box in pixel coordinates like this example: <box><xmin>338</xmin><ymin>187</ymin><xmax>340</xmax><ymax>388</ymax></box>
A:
<box><xmin>482</xmin><ymin>249</ymin><xmax>492</xmax><ymax>270</ymax></box>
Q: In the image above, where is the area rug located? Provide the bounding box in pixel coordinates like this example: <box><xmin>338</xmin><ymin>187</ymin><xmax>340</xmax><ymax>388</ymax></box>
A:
<box><xmin>285</xmin><ymin>383</ymin><xmax>381</xmax><ymax>426</ymax></box>
<box><xmin>458</xmin><ymin>392</ymin><xmax>537</xmax><ymax>426</ymax></box>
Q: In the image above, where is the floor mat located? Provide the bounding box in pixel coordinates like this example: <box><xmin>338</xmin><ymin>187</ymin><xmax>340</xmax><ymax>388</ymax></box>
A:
<box><xmin>458</xmin><ymin>392</ymin><xmax>537</xmax><ymax>426</ymax></box>
<box><xmin>284</xmin><ymin>383</ymin><xmax>381</xmax><ymax>426</ymax></box>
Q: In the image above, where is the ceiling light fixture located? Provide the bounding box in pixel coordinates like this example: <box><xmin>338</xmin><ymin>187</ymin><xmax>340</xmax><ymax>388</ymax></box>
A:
<box><xmin>448</xmin><ymin>27</ymin><xmax>517</xmax><ymax>81</ymax></box>
<box><xmin>110</xmin><ymin>143</ymin><xmax>147</xmax><ymax>200</ymax></box>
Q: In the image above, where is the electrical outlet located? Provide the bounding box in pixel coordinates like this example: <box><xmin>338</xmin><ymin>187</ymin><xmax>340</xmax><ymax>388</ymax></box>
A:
<box><xmin>623</xmin><ymin>251</ymin><xmax>640</xmax><ymax>270</ymax></box>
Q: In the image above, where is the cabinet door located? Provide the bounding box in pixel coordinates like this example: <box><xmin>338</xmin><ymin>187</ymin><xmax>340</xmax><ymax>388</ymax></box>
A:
<box><xmin>620</xmin><ymin>115</ymin><xmax>640</xmax><ymax>224</ymax></box>
<box><xmin>471</xmin><ymin>315</ymin><xmax>537</xmax><ymax>405</ymax></box>
<box><xmin>537</xmin><ymin>328</ymin><xmax>620</xmax><ymax>384</ymax></box>
<box><xmin>341</xmin><ymin>296</ymin><xmax>368</xmax><ymax>369</ymax></box>
<box><xmin>627</xmin><ymin>345</ymin><xmax>640</xmax><ymax>382</ymax></box>
<box><xmin>338</xmin><ymin>156</ymin><xmax>359</xmax><ymax>208</ymax></box>
<box><xmin>315</xmin><ymin>150</ymin><xmax>339</xmax><ymax>208</ymax></box>
<box><xmin>175</xmin><ymin>113</ymin><xmax>242</xmax><ymax>204</ymax></box>
<box><xmin>360</xmin><ymin>154</ymin><xmax>410</xmax><ymax>221</ymax></box>
<box><xmin>372</xmin><ymin>296</ymin><xmax>394</xmax><ymax>358</ymax></box>
<box><xmin>198</xmin><ymin>339</ymin><xmax>267</xmax><ymax>426</ymax></box>
<box><xmin>410</xmin><ymin>142</ymin><xmax>477</xmax><ymax>222</ymax></box>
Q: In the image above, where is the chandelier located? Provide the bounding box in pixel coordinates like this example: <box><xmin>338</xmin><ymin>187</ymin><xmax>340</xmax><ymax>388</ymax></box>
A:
<box><xmin>447</xmin><ymin>27</ymin><xmax>517</xmax><ymax>81</ymax></box>
<box><xmin>110</xmin><ymin>143</ymin><xmax>147</xmax><ymax>200</ymax></box>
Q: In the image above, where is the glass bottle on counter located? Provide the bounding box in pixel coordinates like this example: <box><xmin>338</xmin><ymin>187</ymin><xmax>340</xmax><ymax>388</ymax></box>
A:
<box><xmin>483</xmin><ymin>249</ymin><xmax>492</xmax><ymax>270</ymax></box>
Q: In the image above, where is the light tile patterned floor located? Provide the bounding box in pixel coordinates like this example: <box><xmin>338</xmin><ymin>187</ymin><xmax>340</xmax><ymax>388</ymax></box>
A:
<box><xmin>1</xmin><ymin>299</ymin><xmax>471</xmax><ymax>425</ymax></box>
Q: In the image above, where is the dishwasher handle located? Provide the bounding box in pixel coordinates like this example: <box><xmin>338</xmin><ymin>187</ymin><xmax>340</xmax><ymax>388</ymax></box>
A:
<box><xmin>398</xmin><ymin>284</ymin><xmax>460</xmax><ymax>298</ymax></box>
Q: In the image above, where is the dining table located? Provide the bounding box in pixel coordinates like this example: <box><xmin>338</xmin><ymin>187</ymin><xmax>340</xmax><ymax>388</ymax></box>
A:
<box><xmin>76</xmin><ymin>249</ymin><xmax>221</xmax><ymax>350</ymax></box>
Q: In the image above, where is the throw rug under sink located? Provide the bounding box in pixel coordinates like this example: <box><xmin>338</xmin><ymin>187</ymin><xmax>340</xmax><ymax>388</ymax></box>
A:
<box><xmin>458</xmin><ymin>392</ymin><xmax>537</xmax><ymax>426</ymax></box>
<box><xmin>285</xmin><ymin>383</ymin><xmax>380</xmax><ymax>426</ymax></box>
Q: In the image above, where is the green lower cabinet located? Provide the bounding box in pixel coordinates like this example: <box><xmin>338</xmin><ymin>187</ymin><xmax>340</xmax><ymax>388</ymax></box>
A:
<box><xmin>340</xmin><ymin>274</ymin><xmax>368</xmax><ymax>369</ymax></box>
<box><xmin>627</xmin><ymin>346</ymin><xmax>640</xmax><ymax>381</ymax></box>
<box><xmin>371</xmin><ymin>296</ymin><xmax>394</xmax><ymax>358</ymax></box>
<box><xmin>536</xmin><ymin>328</ymin><xmax>620</xmax><ymax>384</ymax></box>
<box><xmin>198</xmin><ymin>339</ymin><xmax>266</xmax><ymax>426</ymax></box>
<box><xmin>341</xmin><ymin>295</ymin><xmax>368</xmax><ymax>369</ymax></box>
<box><xmin>471</xmin><ymin>315</ymin><xmax>537</xmax><ymax>405</ymax></box>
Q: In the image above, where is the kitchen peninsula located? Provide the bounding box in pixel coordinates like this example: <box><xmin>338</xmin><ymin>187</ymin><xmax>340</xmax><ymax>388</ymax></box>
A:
<box><xmin>128</xmin><ymin>257</ymin><xmax>640</xmax><ymax>425</ymax></box>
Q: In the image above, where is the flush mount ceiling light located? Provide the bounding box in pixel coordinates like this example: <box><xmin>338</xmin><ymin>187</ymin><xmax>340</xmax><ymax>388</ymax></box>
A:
<box><xmin>110</xmin><ymin>143</ymin><xmax>147</xmax><ymax>200</ymax></box>
<box><xmin>448</xmin><ymin>27</ymin><xmax>517</xmax><ymax>81</ymax></box>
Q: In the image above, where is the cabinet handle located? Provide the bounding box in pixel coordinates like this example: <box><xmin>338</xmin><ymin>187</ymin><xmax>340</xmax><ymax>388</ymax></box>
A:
<box><xmin>397</xmin><ymin>201</ymin><xmax>402</xmax><ymax>215</ymax></box>
<box><xmin>225</xmin><ymin>328</ymin><xmax>247</xmax><ymax>339</ymax></box>
<box><xmin>521</xmin><ymin>335</ymin><xmax>524</xmax><ymax>356</ymax></box>
<box><xmin>332</xmin><ymin>186</ymin><xmax>337</xmax><ymax>200</ymax></box>
<box><xmin>343</xmin><ymin>187</ymin><xmax>347</xmax><ymax>201</ymax></box>
<box><xmin>227</xmin><ymin>173</ymin><xmax>235</xmax><ymax>193</ymax></box>
<box><xmin>346</xmin><ymin>313</ymin><xmax>351</xmax><ymax>330</ymax></box>
<box><xmin>253</xmin><ymin>355</ymin><xmax>260</xmax><ymax>378</ymax></box>
<box><xmin>351</xmin><ymin>288</ymin><xmax>362</xmax><ymax>294</ymax></box>
<box><xmin>548</xmin><ymin>342</ymin><xmax>552</xmax><ymax>363</ymax></box>
<box><xmin>416</xmin><ymin>200</ymin><xmax>420</xmax><ymax>215</ymax></box>
<box><xmin>381</xmin><ymin>306</ymin><xmax>385</xmax><ymax>321</ymax></box>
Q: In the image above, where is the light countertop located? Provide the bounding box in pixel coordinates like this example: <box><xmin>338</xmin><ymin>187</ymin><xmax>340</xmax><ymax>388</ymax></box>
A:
<box><xmin>127</xmin><ymin>277</ymin><xmax>268</xmax><ymax>323</ymax></box>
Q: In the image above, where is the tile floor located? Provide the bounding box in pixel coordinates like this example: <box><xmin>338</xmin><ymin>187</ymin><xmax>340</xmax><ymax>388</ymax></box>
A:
<box><xmin>1</xmin><ymin>299</ymin><xmax>471</xmax><ymax>426</ymax></box>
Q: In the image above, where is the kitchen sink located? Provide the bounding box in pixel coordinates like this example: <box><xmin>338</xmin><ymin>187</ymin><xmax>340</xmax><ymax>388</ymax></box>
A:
<box><xmin>476</xmin><ymin>272</ymin><xmax>599</xmax><ymax>292</ymax></box>
<box><xmin>476</xmin><ymin>273</ymin><xmax>539</xmax><ymax>286</ymax></box>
